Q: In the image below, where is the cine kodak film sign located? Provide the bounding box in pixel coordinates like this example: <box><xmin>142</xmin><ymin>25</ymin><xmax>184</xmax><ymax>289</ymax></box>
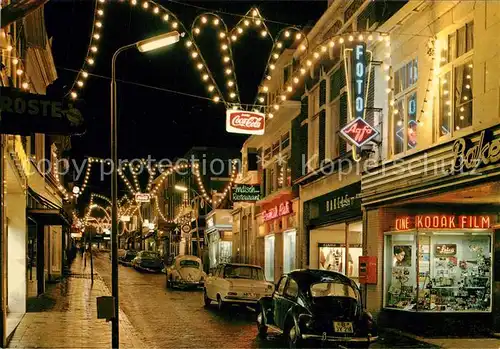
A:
<box><xmin>226</xmin><ymin>110</ymin><xmax>265</xmax><ymax>135</ymax></box>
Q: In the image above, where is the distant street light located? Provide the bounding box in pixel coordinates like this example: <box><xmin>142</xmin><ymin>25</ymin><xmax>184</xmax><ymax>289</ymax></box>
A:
<box><xmin>72</xmin><ymin>186</ymin><xmax>80</xmax><ymax>194</ymax></box>
<box><xmin>110</xmin><ymin>30</ymin><xmax>180</xmax><ymax>349</ymax></box>
<box><xmin>174</xmin><ymin>184</ymin><xmax>188</xmax><ymax>192</ymax></box>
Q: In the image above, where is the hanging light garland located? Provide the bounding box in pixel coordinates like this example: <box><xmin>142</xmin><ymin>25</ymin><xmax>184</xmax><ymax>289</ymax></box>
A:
<box><xmin>192</xmin><ymin>160</ymin><xmax>237</xmax><ymax>207</ymax></box>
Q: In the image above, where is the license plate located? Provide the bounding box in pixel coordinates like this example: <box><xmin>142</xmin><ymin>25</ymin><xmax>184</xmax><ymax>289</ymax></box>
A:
<box><xmin>244</xmin><ymin>293</ymin><xmax>258</xmax><ymax>298</ymax></box>
<box><xmin>334</xmin><ymin>322</ymin><xmax>353</xmax><ymax>333</ymax></box>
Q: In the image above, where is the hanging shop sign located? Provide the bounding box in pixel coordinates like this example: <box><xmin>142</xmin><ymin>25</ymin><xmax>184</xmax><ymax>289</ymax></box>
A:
<box><xmin>0</xmin><ymin>87</ymin><xmax>85</xmax><ymax>135</ymax></box>
<box><xmin>135</xmin><ymin>193</ymin><xmax>151</xmax><ymax>203</ymax></box>
<box><xmin>451</xmin><ymin>128</ymin><xmax>500</xmax><ymax>174</ymax></box>
<box><xmin>263</xmin><ymin>200</ymin><xmax>292</xmax><ymax>222</ymax></box>
<box><xmin>395</xmin><ymin>214</ymin><xmax>492</xmax><ymax>231</ymax></box>
<box><xmin>232</xmin><ymin>184</ymin><xmax>261</xmax><ymax>201</ymax></box>
<box><xmin>340</xmin><ymin>117</ymin><xmax>379</xmax><ymax>148</ymax></box>
<box><xmin>226</xmin><ymin>110</ymin><xmax>265</xmax><ymax>135</ymax></box>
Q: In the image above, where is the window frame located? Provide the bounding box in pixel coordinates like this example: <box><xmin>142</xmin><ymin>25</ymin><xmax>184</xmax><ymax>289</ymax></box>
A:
<box><xmin>284</xmin><ymin>277</ymin><xmax>299</xmax><ymax>299</ymax></box>
<box><xmin>277</xmin><ymin>276</ymin><xmax>288</xmax><ymax>295</ymax></box>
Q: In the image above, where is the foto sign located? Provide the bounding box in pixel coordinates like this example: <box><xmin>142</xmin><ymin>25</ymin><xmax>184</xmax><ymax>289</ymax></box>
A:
<box><xmin>0</xmin><ymin>87</ymin><xmax>85</xmax><ymax>135</ymax></box>
<box><xmin>226</xmin><ymin>110</ymin><xmax>265</xmax><ymax>135</ymax></box>
<box><xmin>135</xmin><ymin>193</ymin><xmax>151</xmax><ymax>203</ymax></box>
<box><xmin>352</xmin><ymin>43</ymin><xmax>366</xmax><ymax>120</ymax></box>
<box><xmin>232</xmin><ymin>184</ymin><xmax>261</xmax><ymax>201</ymax></box>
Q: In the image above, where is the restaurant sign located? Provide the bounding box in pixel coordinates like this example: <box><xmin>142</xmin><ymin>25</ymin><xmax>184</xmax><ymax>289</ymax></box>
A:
<box><xmin>232</xmin><ymin>184</ymin><xmax>260</xmax><ymax>201</ymax></box>
<box><xmin>451</xmin><ymin>128</ymin><xmax>500</xmax><ymax>174</ymax></box>
<box><xmin>395</xmin><ymin>214</ymin><xmax>491</xmax><ymax>231</ymax></box>
<box><xmin>263</xmin><ymin>201</ymin><xmax>292</xmax><ymax>222</ymax></box>
<box><xmin>226</xmin><ymin>110</ymin><xmax>265</xmax><ymax>135</ymax></box>
<box><xmin>0</xmin><ymin>87</ymin><xmax>85</xmax><ymax>135</ymax></box>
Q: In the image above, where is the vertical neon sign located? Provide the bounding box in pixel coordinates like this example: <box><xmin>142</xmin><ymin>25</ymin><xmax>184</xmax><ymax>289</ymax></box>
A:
<box><xmin>352</xmin><ymin>44</ymin><xmax>367</xmax><ymax>120</ymax></box>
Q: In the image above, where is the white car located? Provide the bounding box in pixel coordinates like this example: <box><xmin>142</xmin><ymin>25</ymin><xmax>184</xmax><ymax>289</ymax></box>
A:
<box><xmin>166</xmin><ymin>255</ymin><xmax>206</xmax><ymax>289</ymax></box>
<box><xmin>204</xmin><ymin>263</ymin><xmax>274</xmax><ymax>311</ymax></box>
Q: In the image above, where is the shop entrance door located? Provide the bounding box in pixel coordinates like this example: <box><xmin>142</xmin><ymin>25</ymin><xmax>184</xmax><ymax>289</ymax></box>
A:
<box><xmin>265</xmin><ymin>235</ymin><xmax>275</xmax><ymax>282</ymax></box>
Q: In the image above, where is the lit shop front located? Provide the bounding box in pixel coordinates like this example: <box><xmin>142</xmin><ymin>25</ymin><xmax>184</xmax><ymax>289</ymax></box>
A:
<box><xmin>303</xmin><ymin>182</ymin><xmax>363</xmax><ymax>284</ymax></box>
<box><xmin>362</xmin><ymin>125</ymin><xmax>500</xmax><ymax>335</ymax></box>
<box><xmin>257</xmin><ymin>195</ymin><xmax>297</xmax><ymax>282</ymax></box>
<box><xmin>205</xmin><ymin>209</ymin><xmax>233</xmax><ymax>269</ymax></box>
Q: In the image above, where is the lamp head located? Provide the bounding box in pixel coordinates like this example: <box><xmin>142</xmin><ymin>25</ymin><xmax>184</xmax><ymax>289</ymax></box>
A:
<box><xmin>136</xmin><ymin>31</ymin><xmax>180</xmax><ymax>53</ymax></box>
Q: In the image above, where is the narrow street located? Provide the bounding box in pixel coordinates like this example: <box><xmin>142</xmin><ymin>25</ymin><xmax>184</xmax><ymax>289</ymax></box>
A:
<box><xmin>94</xmin><ymin>253</ymin><xmax>436</xmax><ymax>349</ymax></box>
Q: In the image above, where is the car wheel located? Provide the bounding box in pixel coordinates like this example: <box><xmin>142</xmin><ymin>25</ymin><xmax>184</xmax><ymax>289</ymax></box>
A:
<box><xmin>287</xmin><ymin>324</ymin><xmax>305</xmax><ymax>349</ymax></box>
<box><xmin>256</xmin><ymin>309</ymin><xmax>268</xmax><ymax>338</ymax></box>
<box><xmin>203</xmin><ymin>289</ymin><xmax>211</xmax><ymax>307</ymax></box>
<box><xmin>217</xmin><ymin>295</ymin><xmax>226</xmax><ymax>312</ymax></box>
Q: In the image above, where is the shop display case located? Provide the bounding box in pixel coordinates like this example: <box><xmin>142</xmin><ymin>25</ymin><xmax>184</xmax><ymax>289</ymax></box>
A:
<box><xmin>384</xmin><ymin>230</ymin><xmax>492</xmax><ymax>312</ymax></box>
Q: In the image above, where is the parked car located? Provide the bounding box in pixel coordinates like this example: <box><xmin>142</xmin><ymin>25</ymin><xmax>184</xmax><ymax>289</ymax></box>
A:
<box><xmin>204</xmin><ymin>263</ymin><xmax>274</xmax><ymax>311</ymax></box>
<box><xmin>256</xmin><ymin>269</ymin><xmax>378</xmax><ymax>348</ymax></box>
<box><xmin>165</xmin><ymin>255</ymin><xmax>206</xmax><ymax>289</ymax></box>
<box><xmin>118</xmin><ymin>250</ymin><xmax>138</xmax><ymax>266</ymax></box>
<box><xmin>131</xmin><ymin>251</ymin><xmax>164</xmax><ymax>272</ymax></box>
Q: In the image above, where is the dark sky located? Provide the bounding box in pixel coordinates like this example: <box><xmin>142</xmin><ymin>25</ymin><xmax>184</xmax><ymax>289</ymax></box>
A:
<box><xmin>44</xmin><ymin>0</ymin><xmax>326</xmax><ymax>201</ymax></box>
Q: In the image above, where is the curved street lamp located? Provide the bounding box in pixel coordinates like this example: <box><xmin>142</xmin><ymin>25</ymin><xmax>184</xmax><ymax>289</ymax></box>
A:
<box><xmin>110</xmin><ymin>31</ymin><xmax>180</xmax><ymax>348</ymax></box>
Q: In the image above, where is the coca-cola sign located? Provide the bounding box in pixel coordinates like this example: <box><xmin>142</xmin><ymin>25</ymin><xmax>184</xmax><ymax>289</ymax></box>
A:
<box><xmin>340</xmin><ymin>117</ymin><xmax>379</xmax><ymax>148</ymax></box>
<box><xmin>226</xmin><ymin>110</ymin><xmax>265</xmax><ymax>135</ymax></box>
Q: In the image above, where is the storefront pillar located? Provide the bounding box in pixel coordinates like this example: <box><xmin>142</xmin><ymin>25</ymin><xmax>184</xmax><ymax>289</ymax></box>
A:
<box><xmin>36</xmin><ymin>224</ymin><xmax>44</xmax><ymax>296</ymax></box>
<box><xmin>492</xmin><ymin>228</ymin><xmax>500</xmax><ymax>334</ymax></box>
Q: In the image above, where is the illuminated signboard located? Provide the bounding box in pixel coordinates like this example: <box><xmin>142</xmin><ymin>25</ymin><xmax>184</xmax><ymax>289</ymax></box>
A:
<box><xmin>226</xmin><ymin>110</ymin><xmax>265</xmax><ymax>135</ymax></box>
<box><xmin>352</xmin><ymin>43</ymin><xmax>367</xmax><ymax>120</ymax></box>
<box><xmin>395</xmin><ymin>215</ymin><xmax>491</xmax><ymax>231</ymax></box>
<box><xmin>340</xmin><ymin>117</ymin><xmax>379</xmax><ymax>148</ymax></box>
<box><xmin>135</xmin><ymin>193</ymin><xmax>151</xmax><ymax>203</ymax></box>
<box><xmin>263</xmin><ymin>201</ymin><xmax>292</xmax><ymax>222</ymax></box>
<box><xmin>232</xmin><ymin>184</ymin><xmax>261</xmax><ymax>201</ymax></box>
<box><xmin>451</xmin><ymin>128</ymin><xmax>500</xmax><ymax>174</ymax></box>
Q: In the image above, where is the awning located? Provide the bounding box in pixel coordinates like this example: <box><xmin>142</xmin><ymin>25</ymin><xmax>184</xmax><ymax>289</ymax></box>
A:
<box><xmin>27</xmin><ymin>188</ymin><xmax>69</xmax><ymax>226</ymax></box>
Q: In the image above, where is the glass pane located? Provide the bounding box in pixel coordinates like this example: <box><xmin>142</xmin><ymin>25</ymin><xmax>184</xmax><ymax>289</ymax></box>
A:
<box><xmin>384</xmin><ymin>233</ymin><xmax>417</xmax><ymax>310</ymax></box>
<box><xmin>283</xmin><ymin>230</ymin><xmax>296</xmax><ymax>273</ymax></box>
<box><xmin>406</xmin><ymin>61</ymin><xmax>414</xmax><ymax>86</ymax></box>
<box><xmin>311</xmin><ymin>282</ymin><xmax>358</xmax><ymax>299</ymax></box>
<box><xmin>466</xmin><ymin>22</ymin><xmax>474</xmax><ymax>52</ymax></box>
<box><xmin>394</xmin><ymin>69</ymin><xmax>401</xmax><ymax>95</ymax></box>
<box><xmin>439</xmin><ymin>71</ymin><xmax>452</xmax><ymax>136</ymax></box>
<box><xmin>393</xmin><ymin>99</ymin><xmax>405</xmax><ymax>154</ymax></box>
<box><xmin>440</xmin><ymin>37</ymin><xmax>448</xmax><ymax>66</ymax></box>
<box><xmin>448</xmin><ymin>32</ymin><xmax>456</xmax><ymax>63</ymax></box>
<box><xmin>417</xmin><ymin>232</ymin><xmax>491</xmax><ymax>312</ymax></box>
<box><xmin>264</xmin><ymin>235</ymin><xmax>275</xmax><ymax>281</ymax></box>
<box><xmin>407</xmin><ymin>92</ymin><xmax>417</xmax><ymax>149</ymax></box>
<box><xmin>413</xmin><ymin>58</ymin><xmax>418</xmax><ymax>84</ymax></box>
<box><xmin>457</xmin><ymin>26</ymin><xmax>466</xmax><ymax>58</ymax></box>
<box><xmin>454</xmin><ymin>61</ymin><xmax>473</xmax><ymax>131</ymax></box>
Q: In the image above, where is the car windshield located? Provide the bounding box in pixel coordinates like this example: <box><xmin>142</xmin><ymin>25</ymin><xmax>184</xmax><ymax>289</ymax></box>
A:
<box><xmin>223</xmin><ymin>265</ymin><xmax>264</xmax><ymax>280</ymax></box>
<box><xmin>180</xmin><ymin>260</ymin><xmax>199</xmax><ymax>268</ymax></box>
<box><xmin>310</xmin><ymin>282</ymin><xmax>358</xmax><ymax>300</ymax></box>
<box><xmin>140</xmin><ymin>252</ymin><xmax>158</xmax><ymax>259</ymax></box>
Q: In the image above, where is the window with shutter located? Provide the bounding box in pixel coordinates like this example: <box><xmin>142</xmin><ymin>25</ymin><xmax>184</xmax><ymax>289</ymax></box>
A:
<box><xmin>330</xmin><ymin>66</ymin><xmax>346</xmax><ymax>102</ymax></box>
<box><xmin>319</xmin><ymin>79</ymin><xmax>326</xmax><ymax>106</ymax></box>
<box><xmin>319</xmin><ymin>110</ymin><xmax>326</xmax><ymax>164</ymax></box>
<box><xmin>339</xmin><ymin>93</ymin><xmax>348</xmax><ymax>158</ymax></box>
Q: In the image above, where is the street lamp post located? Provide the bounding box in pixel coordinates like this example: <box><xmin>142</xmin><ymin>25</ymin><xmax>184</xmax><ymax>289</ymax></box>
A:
<box><xmin>110</xmin><ymin>31</ymin><xmax>179</xmax><ymax>349</ymax></box>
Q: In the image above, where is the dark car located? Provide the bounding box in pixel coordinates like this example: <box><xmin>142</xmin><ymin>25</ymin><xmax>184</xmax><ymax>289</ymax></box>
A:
<box><xmin>118</xmin><ymin>250</ymin><xmax>138</xmax><ymax>266</ymax></box>
<box><xmin>131</xmin><ymin>251</ymin><xmax>164</xmax><ymax>272</ymax></box>
<box><xmin>257</xmin><ymin>270</ymin><xmax>377</xmax><ymax>348</ymax></box>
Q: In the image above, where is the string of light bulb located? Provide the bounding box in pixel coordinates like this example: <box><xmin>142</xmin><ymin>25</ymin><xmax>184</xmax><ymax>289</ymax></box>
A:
<box><xmin>192</xmin><ymin>160</ymin><xmax>237</xmax><ymax>208</ymax></box>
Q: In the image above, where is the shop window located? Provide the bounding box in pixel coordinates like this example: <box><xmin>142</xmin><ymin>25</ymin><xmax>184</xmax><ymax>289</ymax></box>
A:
<box><xmin>265</xmin><ymin>235</ymin><xmax>275</xmax><ymax>282</ymax></box>
<box><xmin>384</xmin><ymin>231</ymin><xmax>492</xmax><ymax>312</ymax></box>
<box><xmin>438</xmin><ymin>22</ymin><xmax>474</xmax><ymax>137</ymax></box>
<box><xmin>283</xmin><ymin>230</ymin><xmax>296</xmax><ymax>273</ymax></box>
<box><xmin>392</xmin><ymin>58</ymin><xmax>418</xmax><ymax>155</ymax></box>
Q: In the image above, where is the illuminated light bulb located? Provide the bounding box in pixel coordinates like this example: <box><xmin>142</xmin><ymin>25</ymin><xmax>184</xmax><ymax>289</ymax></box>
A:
<box><xmin>313</xmin><ymin>52</ymin><xmax>319</xmax><ymax>58</ymax></box>
<box><xmin>237</xmin><ymin>27</ymin><xmax>243</xmax><ymax>34</ymax></box>
<box><xmin>385</xmin><ymin>88</ymin><xmax>392</xmax><ymax>94</ymax></box>
<box><xmin>338</xmin><ymin>37</ymin><xmax>344</xmax><ymax>44</ymax></box>
<box><xmin>77</xmin><ymin>80</ymin><xmax>84</xmax><ymax>87</ymax></box>
<box><xmin>93</xmin><ymin>33</ymin><xmax>100</xmax><ymax>40</ymax></box>
<box><xmin>262</xmin><ymin>86</ymin><xmax>269</xmax><ymax>92</ymax></box>
<box><xmin>378</xmin><ymin>35</ymin><xmax>384</xmax><ymax>42</ymax></box>
<box><xmin>96</xmin><ymin>21</ymin><xmax>102</xmax><ymax>28</ymax></box>
<box><xmin>261</xmin><ymin>30</ymin><xmax>267</xmax><ymax>37</ymax></box>
<box><xmin>284</xmin><ymin>31</ymin><xmax>290</xmax><ymax>38</ymax></box>
<box><xmin>97</xmin><ymin>9</ymin><xmax>104</xmax><ymax>16</ymax></box>
<box><xmin>463</xmin><ymin>96</ymin><xmax>468</xmax><ymax>101</ymax></box>
<box><xmin>91</xmin><ymin>46</ymin><xmax>98</xmax><ymax>52</ymax></box>
<box><xmin>231</xmin><ymin>35</ymin><xmax>237</xmax><ymax>41</ymax></box>
<box><xmin>186</xmin><ymin>40</ymin><xmax>192</xmax><ymax>47</ymax></box>
<box><xmin>300</xmin><ymin>44</ymin><xmax>306</xmax><ymax>51</ymax></box>
<box><xmin>466</xmin><ymin>75</ymin><xmax>471</xmax><ymax>79</ymax></box>
<box><xmin>131</xmin><ymin>0</ymin><xmax>137</xmax><ymax>5</ymax></box>
<box><xmin>268</xmin><ymin>113</ymin><xmax>274</xmax><ymax>119</ymax></box>
<box><xmin>397</xmin><ymin>120</ymin><xmax>403</xmax><ymax>127</ymax></box>
<box><xmin>194</xmin><ymin>27</ymin><xmax>200</xmax><ymax>34</ymax></box>
<box><xmin>228</xmin><ymin>80</ymin><xmax>234</xmax><ymax>87</ymax></box>
<box><xmin>385</xmin><ymin>75</ymin><xmax>391</xmax><ymax>81</ymax></box>
<box><xmin>230</xmin><ymin>92</ymin><xmax>236</xmax><ymax>99</ymax></box>
<box><xmin>255</xmin><ymin>19</ymin><xmax>262</xmax><ymax>26</ymax></box>
<box><xmin>321</xmin><ymin>46</ymin><xmax>327</xmax><ymax>52</ymax></box>
<box><xmin>442</xmin><ymin>79</ymin><xmax>448</xmax><ymax>84</ymax></box>
<box><xmin>276</xmin><ymin>42</ymin><xmax>283</xmax><ymax>49</ymax></box>
<box><xmin>142</xmin><ymin>2</ymin><xmax>148</xmax><ymax>9</ymax></box>
<box><xmin>358</xmin><ymin>34</ymin><xmax>364</xmax><ymax>41</ymax></box>
<box><xmin>252</xmin><ymin>9</ymin><xmax>258</xmax><ymax>16</ymax></box>
<box><xmin>306</xmin><ymin>60</ymin><xmax>312</xmax><ymax>66</ymax></box>
<box><xmin>273</xmin><ymin>53</ymin><xmax>279</xmax><ymax>59</ymax></box>
<box><xmin>393</xmin><ymin>109</ymin><xmax>399</xmax><ymax>115</ymax></box>
<box><xmin>208</xmin><ymin>85</ymin><xmax>215</xmax><ymax>92</ymax></box>
<box><xmin>300</xmin><ymin>68</ymin><xmax>306</xmax><ymax>75</ymax></box>
<box><xmin>258</xmin><ymin>97</ymin><xmax>265</xmax><ymax>103</ymax></box>
<box><xmin>16</xmin><ymin>69</ymin><xmax>23</xmax><ymax>75</ymax></box>
<box><xmin>225</xmin><ymin>68</ymin><xmax>232</xmax><ymax>75</ymax></box>
<box><xmin>244</xmin><ymin>19</ymin><xmax>250</xmax><ymax>26</ymax></box>
<box><xmin>273</xmin><ymin>104</ymin><xmax>280</xmax><ymax>111</ymax></box>
<box><xmin>383</xmin><ymin>64</ymin><xmax>390</xmax><ymax>71</ymax></box>
<box><xmin>213</xmin><ymin>18</ymin><xmax>220</xmax><ymax>25</ymax></box>
<box><xmin>348</xmin><ymin>35</ymin><xmax>354</xmax><ymax>42</ymax></box>
<box><xmin>389</xmin><ymin>100</ymin><xmax>395</xmax><ymax>106</ymax></box>
<box><xmin>293</xmin><ymin>77</ymin><xmax>299</xmax><ymax>84</ymax></box>
<box><xmin>172</xmin><ymin>22</ymin><xmax>178</xmax><ymax>29</ymax></box>
<box><xmin>219</xmin><ymin>32</ymin><xmax>226</xmax><ymax>38</ymax></box>
<box><xmin>201</xmin><ymin>16</ymin><xmax>207</xmax><ymax>24</ymax></box>
<box><xmin>12</xmin><ymin>58</ymin><xmax>18</xmax><ymax>65</ymax></box>
<box><xmin>385</xmin><ymin>41</ymin><xmax>391</xmax><ymax>47</ymax></box>
<box><xmin>441</xmin><ymin>57</ymin><xmax>446</xmax><ymax>62</ymax></box>
<box><xmin>296</xmin><ymin>33</ymin><xmax>302</xmax><ymax>40</ymax></box>
<box><xmin>368</xmin><ymin>34</ymin><xmax>373</xmax><ymax>41</ymax></box>
<box><xmin>22</xmin><ymin>82</ymin><xmax>29</xmax><ymax>89</ymax></box>
<box><xmin>460</xmin><ymin>107</ymin><xmax>465</xmax><ymax>112</ymax></box>
<box><xmin>270</xmin><ymin>64</ymin><xmax>275</xmax><ymax>70</ymax></box>
<box><xmin>443</xmin><ymin>90</ymin><xmax>449</xmax><ymax>95</ymax></box>
<box><xmin>466</xmin><ymin>84</ymin><xmax>471</xmax><ymax>89</ymax></box>
<box><xmin>460</xmin><ymin>115</ymin><xmax>464</xmax><ymax>120</ymax></box>
<box><xmin>191</xmin><ymin>51</ymin><xmax>198</xmax><ymax>58</ymax></box>
<box><xmin>456</xmin><ymin>126</ymin><xmax>461</xmax><ymax>130</ymax></box>
<box><xmin>445</xmin><ymin>100</ymin><xmax>451</xmax><ymax>105</ymax></box>
<box><xmin>280</xmin><ymin>95</ymin><xmax>286</xmax><ymax>101</ymax></box>
<box><xmin>71</xmin><ymin>91</ymin><xmax>78</xmax><ymax>99</ymax></box>
<box><xmin>287</xmin><ymin>86</ymin><xmax>293</xmax><ymax>92</ymax></box>
<box><xmin>468</xmin><ymin>64</ymin><xmax>473</xmax><ymax>68</ymax></box>
<box><xmin>223</xmin><ymin>56</ymin><xmax>230</xmax><ymax>62</ymax></box>
<box><xmin>163</xmin><ymin>14</ymin><xmax>169</xmax><ymax>21</ymax></box>
<box><xmin>221</xmin><ymin>44</ymin><xmax>228</xmax><ymax>50</ymax></box>
<box><xmin>82</xmin><ymin>71</ymin><xmax>89</xmax><ymax>78</ymax></box>
<box><xmin>328</xmin><ymin>41</ymin><xmax>335</xmax><ymax>48</ymax></box>
<box><xmin>154</xmin><ymin>7</ymin><xmax>159</xmax><ymax>14</ymax></box>
<box><xmin>197</xmin><ymin>63</ymin><xmax>203</xmax><ymax>70</ymax></box>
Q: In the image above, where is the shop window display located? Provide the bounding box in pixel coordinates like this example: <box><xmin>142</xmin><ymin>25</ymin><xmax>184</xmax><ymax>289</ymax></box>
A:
<box><xmin>385</xmin><ymin>231</ymin><xmax>491</xmax><ymax>312</ymax></box>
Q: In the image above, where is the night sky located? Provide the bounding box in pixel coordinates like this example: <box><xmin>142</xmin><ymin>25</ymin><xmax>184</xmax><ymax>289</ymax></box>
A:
<box><xmin>43</xmin><ymin>0</ymin><xmax>326</xmax><ymax>200</ymax></box>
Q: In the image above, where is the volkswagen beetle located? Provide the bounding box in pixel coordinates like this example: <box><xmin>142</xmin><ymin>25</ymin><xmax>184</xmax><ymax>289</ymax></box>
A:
<box><xmin>257</xmin><ymin>269</ymin><xmax>377</xmax><ymax>348</ymax></box>
<box><xmin>166</xmin><ymin>255</ymin><xmax>206</xmax><ymax>289</ymax></box>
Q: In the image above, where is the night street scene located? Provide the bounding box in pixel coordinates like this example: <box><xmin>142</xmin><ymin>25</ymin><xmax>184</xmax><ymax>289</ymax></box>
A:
<box><xmin>1</xmin><ymin>0</ymin><xmax>500</xmax><ymax>348</ymax></box>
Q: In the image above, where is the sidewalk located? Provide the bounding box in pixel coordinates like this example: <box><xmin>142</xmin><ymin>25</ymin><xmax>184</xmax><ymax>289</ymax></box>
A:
<box><xmin>8</xmin><ymin>254</ymin><xmax>148</xmax><ymax>348</ymax></box>
<box><xmin>386</xmin><ymin>328</ymin><xmax>500</xmax><ymax>348</ymax></box>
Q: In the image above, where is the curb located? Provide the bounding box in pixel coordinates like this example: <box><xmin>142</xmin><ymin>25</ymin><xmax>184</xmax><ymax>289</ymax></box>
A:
<box><xmin>383</xmin><ymin>327</ymin><xmax>439</xmax><ymax>347</ymax></box>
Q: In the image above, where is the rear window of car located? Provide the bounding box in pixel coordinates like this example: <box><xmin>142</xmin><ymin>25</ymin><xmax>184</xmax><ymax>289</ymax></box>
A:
<box><xmin>180</xmin><ymin>260</ymin><xmax>199</xmax><ymax>268</ymax></box>
<box><xmin>224</xmin><ymin>265</ymin><xmax>264</xmax><ymax>280</ymax></box>
<box><xmin>310</xmin><ymin>282</ymin><xmax>358</xmax><ymax>299</ymax></box>
<box><xmin>141</xmin><ymin>252</ymin><xmax>158</xmax><ymax>258</ymax></box>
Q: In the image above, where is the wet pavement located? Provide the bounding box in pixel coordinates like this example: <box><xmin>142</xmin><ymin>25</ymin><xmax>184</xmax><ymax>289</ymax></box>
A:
<box><xmin>94</xmin><ymin>253</ymin><xmax>436</xmax><ymax>349</ymax></box>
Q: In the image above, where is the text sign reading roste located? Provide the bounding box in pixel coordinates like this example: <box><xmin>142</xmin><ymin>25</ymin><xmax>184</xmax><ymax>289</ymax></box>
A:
<box><xmin>226</xmin><ymin>110</ymin><xmax>265</xmax><ymax>135</ymax></box>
